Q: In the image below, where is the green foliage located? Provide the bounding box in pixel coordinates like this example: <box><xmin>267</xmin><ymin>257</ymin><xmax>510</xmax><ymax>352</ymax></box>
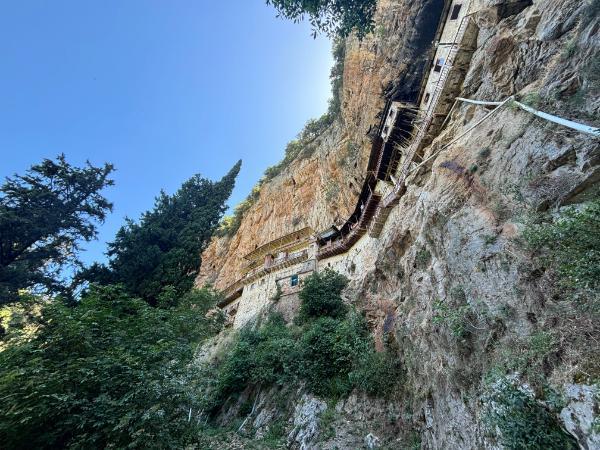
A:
<box><xmin>299</xmin><ymin>314</ymin><xmax>370</xmax><ymax>397</ymax></box>
<box><xmin>0</xmin><ymin>154</ymin><xmax>114</xmax><ymax>303</ymax></box>
<box><xmin>205</xmin><ymin>270</ymin><xmax>400</xmax><ymax>407</ymax></box>
<box><xmin>561</xmin><ymin>38</ymin><xmax>578</xmax><ymax>60</ymax></box>
<box><xmin>491</xmin><ymin>331</ymin><xmax>557</xmax><ymax>385</ymax></box>
<box><xmin>328</xmin><ymin>38</ymin><xmax>346</xmax><ymax>117</ymax></box>
<box><xmin>483</xmin><ymin>377</ymin><xmax>577</xmax><ymax>449</ymax></box>
<box><xmin>208</xmin><ymin>314</ymin><xmax>298</xmax><ymax>409</ymax></box>
<box><xmin>414</xmin><ymin>247</ymin><xmax>431</xmax><ymax>269</ymax></box>
<box><xmin>91</xmin><ymin>161</ymin><xmax>240</xmax><ymax>305</ymax></box>
<box><xmin>482</xmin><ymin>234</ymin><xmax>498</xmax><ymax>245</ymax></box>
<box><xmin>520</xmin><ymin>91</ymin><xmax>542</xmax><ymax>109</ymax></box>
<box><xmin>0</xmin><ymin>285</ymin><xmax>224</xmax><ymax>449</ymax></box>
<box><xmin>522</xmin><ymin>199</ymin><xmax>600</xmax><ymax>298</ymax></box>
<box><xmin>432</xmin><ymin>300</ymin><xmax>473</xmax><ymax>339</ymax></box>
<box><xmin>349</xmin><ymin>349</ymin><xmax>404</xmax><ymax>398</ymax></box>
<box><xmin>298</xmin><ymin>268</ymin><xmax>348</xmax><ymax>321</ymax></box>
<box><xmin>265</xmin><ymin>0</ymin><xmax>377</xmax><ymax>39</ymax></box>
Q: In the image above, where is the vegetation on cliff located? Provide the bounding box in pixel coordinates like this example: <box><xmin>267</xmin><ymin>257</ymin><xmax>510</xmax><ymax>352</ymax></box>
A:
<box><xmin>523</xmin><ymin>198</ymin><xmax>600</xmax><ymax>307</ymax></box>
<box><xmin>202</xmin><ymin>269</ymin><xmax>403</xmax><ymax>413</ymax></box>
<box><xmin>217</xmin><ymin>38</ymin><xmax>346</xmax><ymax>238</ymax></box>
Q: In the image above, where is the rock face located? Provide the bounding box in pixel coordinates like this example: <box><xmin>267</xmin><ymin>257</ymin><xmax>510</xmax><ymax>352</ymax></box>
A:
<box><xmin>198</xmin><ymin>0</ymin><xmax>600</xmax><ymax>448</ymax></box>
<box><xmin>196</xmin><ymin>0</ymin><xmax>445</xmax><ymax>290</ymax></box>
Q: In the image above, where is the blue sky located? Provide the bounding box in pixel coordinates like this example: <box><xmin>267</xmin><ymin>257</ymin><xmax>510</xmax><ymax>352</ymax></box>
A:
<box><xmin>0</xmin><ymin>1</ymin><xmax>333</xmax><ymax>266</ymax></box>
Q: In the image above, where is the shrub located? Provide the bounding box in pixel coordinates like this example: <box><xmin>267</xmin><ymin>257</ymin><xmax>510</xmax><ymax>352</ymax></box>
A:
<box><xmin>205</xmin><ymin>270</ymin><xmax>399</xmax><ymax>407</ymax></box>
<box><xmin>208</xmin><ymin>314</ymin><xmax>297</xmax><ymax>409</ymax></box>
<box><xmin>298</xmin><ymin>269</ymin><xmax>348</xmax><ymax>321</ymax></box>
<box><xmin>298</xmin><ymin>314</ymin><xmax>370</xmax><ymax>397</ymax></box>
<box><xmin>523</xmin><ymin>199</ymin><xmax>600</xmax><ymax>296</ymax></box>
<box><xmin>350</xmin><ymin>350</ymin><xmax>403</xmax><ymax>398</ymax></box>
<box><xmin>414</xmin><ymin>247</ymin><xmax>431</xmax><ymax>269</ymax></box>
<box><xmin>483</xmin><ymin>377</ymin><xmax>577</xmax><ymax>449</ymax></box>
<box><xmin>432</xmin><ymin>300</ymin><xmax>473</xmax><ymax>339</ymax></box>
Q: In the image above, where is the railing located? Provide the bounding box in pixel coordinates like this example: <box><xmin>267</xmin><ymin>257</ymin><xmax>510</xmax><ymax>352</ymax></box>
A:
<box><xmin>222</xmin><ymin>9</ymin><xmax>478</xmax><ymax>294</ymax></box>
<box><xmin>317</xmin><ymin>191</ymin><xmax>381</xmax><ymax>259</ymax></box>
<box><xmin>382</xmin><ymin>13</ymin><xmax>473</xmax><ymax>209</ymax></box>
<box><xmin>220</xmin><ymin>249</ymin><xmax>311</xmax><ymax>303</ymax></box>
<box><xmin>368</xmin><ymin>13</ymin><xmax>475</xmax><ymax>238</ymax></box>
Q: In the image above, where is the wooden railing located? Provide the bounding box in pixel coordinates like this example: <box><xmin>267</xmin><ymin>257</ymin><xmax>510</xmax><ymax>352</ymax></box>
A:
<box><xmin>317</xmin><ymin>191</ymin><xmax>381</xmax><ymax>259</ymax></box>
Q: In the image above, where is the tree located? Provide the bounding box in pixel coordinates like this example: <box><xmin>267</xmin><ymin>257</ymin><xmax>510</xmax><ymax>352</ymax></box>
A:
<box><xmin>95</xmin><ymin>161</ymin><xmax>241</xmax><ymax>305</ymax></box>
<box><xmin>0</xmin><ymin>285</ymin><xmax>224</xmax><ymax>449</ymax></box>
<box><xmin>0</xmin><ymin>155</ymin><xmax>114</xmax><ymax>304</ymax></box>
<box><xmin>265</xmin><ymin>0</ymin><xmax>377</xmax><ymax>38</ymax></box>
<box><xmin>298</xmin><ymin>268</ymin><xmax>348</xmax><ymax>320</ymax></box>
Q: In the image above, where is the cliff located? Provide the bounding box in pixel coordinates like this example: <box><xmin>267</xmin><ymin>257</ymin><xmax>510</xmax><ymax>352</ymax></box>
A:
<box><xmin>196</xmin><ymin>0</ymin><xmax>445</xmax><ymax>290</ymax></box>
<box><xmin>197</xmin><ymin>0</ymin><xmax>599</xmax><ymax>448</ymax></box>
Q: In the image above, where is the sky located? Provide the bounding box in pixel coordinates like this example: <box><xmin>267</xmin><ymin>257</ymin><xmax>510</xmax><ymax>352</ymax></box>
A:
<box><xmin>0</xmin><ymin>0</ymin><xmax>333</xmax><ymax>266</ymax></box>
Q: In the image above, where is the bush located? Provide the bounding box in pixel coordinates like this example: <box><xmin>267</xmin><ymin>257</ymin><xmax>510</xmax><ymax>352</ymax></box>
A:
<box><xmin>205</xmin><ymin>271</ymin><xmax>398</xmax><ymax>405</ymax></box>
<box><xmin>210</xmin><ymin>314</ymin><xmax>297</xmax><ymax>407</ymax></box>
<box><xmin>350</xmin><ymin>350</ymin><xmax>404</xmax><ymax>398</ymax></box>
<box><xmin>298</xmin><ymin>269</ymin><xmax>348</xmax><ymax>321</ymax></box>
<box><xmin>414</xmin><ymin>247</ymin><xmax>431</xmax><ymax>269</ymax></box>
<box><xmin>298</xmin><ymin>314</ymin><xmax>370</xmax><ymax>397</ymax></box>
<box><xmin>484</xmin><ymin>377</ymin><xmax>577</xmax><ymax>449</ymax></box>
<box><xmin>432</xmin><ymin>300</ymin><xmax>474</xmax><ymax>339</ymax></box>
<box><xmin>0</xmin><ymin>285</ymin><xmax>223</xmax><ymax>449</ymax></box>
<box><xmin>523</xmin><ymin>199</ymin><xmax>600</xmax><ymax>297</ymax></box>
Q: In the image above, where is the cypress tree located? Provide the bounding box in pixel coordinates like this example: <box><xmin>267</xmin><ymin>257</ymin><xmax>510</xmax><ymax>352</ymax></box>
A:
<box><xmin>95</xmin><ymin>161</ymin><xmax>241</xmax><ymax>305</ymax></box>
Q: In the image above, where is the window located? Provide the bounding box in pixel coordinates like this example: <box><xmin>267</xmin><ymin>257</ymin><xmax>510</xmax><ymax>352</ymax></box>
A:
<box><xmin>290</xmin><ymin>274</ymin><xmax>299</xmax><ymax>287</ymax></box>
<box><xmin>424</xmin><ymin>92</ymin><xmax>431</xmax><ymax>104</ymax></box>
<box><xmin>433</xmin><ymin>57</ymin><xmax>445</xmax><ymax>72</ymax></box>
<box><xmin>450</xmin><ymin>4</ymin><xmax>462</xmax><ymax>20</ymax></box>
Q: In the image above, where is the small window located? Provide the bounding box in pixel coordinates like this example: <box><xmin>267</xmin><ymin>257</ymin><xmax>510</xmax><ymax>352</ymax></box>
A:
<box><xmin>383</xmin><ymin>125</ymin><xmax>389</xmax><ymax>134</ymax></box>
<box><xmin>433</xmin><ymin>57</ymin><xmax>445</xmax><ymax>72</ymax></box>
<box><xmin>424</xmin><ymin>93</ymin><xmax>431</xmax><ymax>104</ymax></box>
<box><xmin>450</xmin><ymin>4</ymin><xmax>462</xmax><ymax>20</ymax></box>
<box><xmin>290</xmin><ymin>274</ymin><xmax>299</xmax><ymax>287</ymax></box>
<box><xmin>388</xmin><ymin>109</ymin><xmax>395</xmax><ymax>118</ymax></box>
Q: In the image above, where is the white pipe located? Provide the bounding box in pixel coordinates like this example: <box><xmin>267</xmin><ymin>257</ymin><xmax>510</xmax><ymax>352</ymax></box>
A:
<box><xmin>455</xmin><ymin>97</ymin><xmax>505</xmax><ymax>106</ymax></box>
<box><xmin>513</xmin><ymin>100</ymin><xmax>600</xmax><ymax>137</ymax></box>
<box><xmin>455</xmin><ymin>96</ymin><xmax>600</xmax><ymax>137</ymax></box>
<box><xmin>409</xmin><ymin>96</ymin><xmax>514</xmax><ymax>174</ymax></box>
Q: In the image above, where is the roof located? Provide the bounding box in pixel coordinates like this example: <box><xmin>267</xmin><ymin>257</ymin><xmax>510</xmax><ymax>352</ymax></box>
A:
<box><xmin>317</xmin><ymin>226</ymin><xmax>338</xmax><ymax>240</ymax></box>
<box><xmin>244</xmin><ymin>226</ymin><xmax>314</xmax><ymax>261</ymax></box>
